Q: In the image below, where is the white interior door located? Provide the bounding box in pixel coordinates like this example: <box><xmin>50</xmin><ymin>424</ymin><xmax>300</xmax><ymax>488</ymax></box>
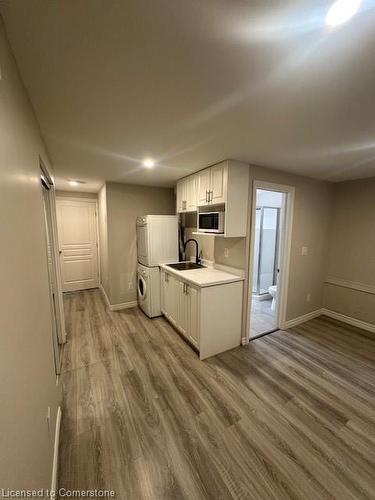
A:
<box><xmin>56</xmin><ymin>199</ymin><xmax>99</xmax><ymax>292</ymax></box>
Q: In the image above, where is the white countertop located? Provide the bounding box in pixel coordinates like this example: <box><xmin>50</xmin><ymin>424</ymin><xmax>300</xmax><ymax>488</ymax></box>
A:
<box><xmin>160</xmin><ymin>263</ymin><xmax>244</xmax><ymax>288</ymax></box>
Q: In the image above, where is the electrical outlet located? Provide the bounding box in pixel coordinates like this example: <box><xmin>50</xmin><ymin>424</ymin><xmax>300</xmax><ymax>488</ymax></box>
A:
<box><xmin>224</xmin><ymin>248</ymin><xmax>229</xmax><ymax>258</ymax></box>
<box><xmin>306</xmin><ymin>293</ymin><xmax>311</xmax><ymax>302</ymax></box>
<box><xmin>301</xmin><ymin>246</ymin><xmax>308</xmax><ymax>256</ymax></box>
<box><xmin>128</xmin><ymin>282</ymin><xmax>134</xmax><ymax>290</ymax></box>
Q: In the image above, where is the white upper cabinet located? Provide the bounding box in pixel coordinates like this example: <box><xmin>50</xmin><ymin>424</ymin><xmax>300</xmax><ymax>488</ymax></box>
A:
<box><xmin>210</xmin><ymin>163</ymin><xmax>227</xmax><ymax>205</ymax></box>
<box><xmin>197</xmin><ymin>163</ymin><xmax>227</xmax><ymax>206</ymax></box>
<box><xmin>197</xmin><ymin>169</ymin><xmax>211</xmax><ymax>206</ymax></box>
<box><xmin>175</xmin><ymin>160</ymin><xmax>249</xmax><ymax>237</ymax></box>
<box><xmin>176</xmin><ymin>176</ymin><xmax>197</xmax><ymax>213</ymax></box>
<box><xmin>186</xmin><ymin>175</ymin><xmax>197</xmax><ymax>211</ymax></box>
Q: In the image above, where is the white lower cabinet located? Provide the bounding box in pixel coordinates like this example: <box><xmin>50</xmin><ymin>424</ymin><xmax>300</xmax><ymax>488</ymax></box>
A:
<box><xmin>161</xmin><ymin>270</ymin><xmax>178</xmax><ymax>326</ymax></box>
<box><xmin>161</xmin><ymin>269</ymin><xmax>243</xmax><ymax>359</ymax></box>
<box><xmin>162</xmin><ymin>270</ymin><xmax>200</xmax><ymax>348</ymax></box>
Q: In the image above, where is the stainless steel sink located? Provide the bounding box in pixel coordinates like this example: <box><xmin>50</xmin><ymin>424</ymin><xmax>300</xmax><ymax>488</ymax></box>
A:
<box><xmin>166</xmin><ymin>262</ymin><xmax>205</xmax><ymax>271</ymax></box>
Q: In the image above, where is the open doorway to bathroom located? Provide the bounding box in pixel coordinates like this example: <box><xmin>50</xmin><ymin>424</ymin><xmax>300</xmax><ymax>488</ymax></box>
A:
<box><xmin>247</xmin><ymin>182</ymin><xmax>294</xmax><ymax>340</ymax></box>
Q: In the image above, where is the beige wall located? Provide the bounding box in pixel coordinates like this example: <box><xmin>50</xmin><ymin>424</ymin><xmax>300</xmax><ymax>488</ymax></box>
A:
<box><xmin>98</xmin><ymin>184</ymin><xmax>109</xmax><ymax>296</ymax></box>
<box><xmin>182</xmin><ymin>165</ymin><xmax>333</xmax><ymax>322</ymax></box>
<box><xmin>0</xmin><ymin>17</ymin><xmax>60</xmax><ymax>488</ymax></box>
<box><xmin>324</xmin><ymin>178</ymin><xmax>375</xmax><ymax>323</ymax></box>
<box><xmin>105</xmin><ymin>182</ymin><xmax>175</xmax><ymax>305</ymax></box>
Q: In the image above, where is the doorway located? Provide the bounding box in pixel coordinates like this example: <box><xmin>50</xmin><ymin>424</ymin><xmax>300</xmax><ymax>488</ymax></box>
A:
<box><xmin>247</xmin><ymin>181</ymin><xmax>294</xmax><ymax>340</ymax></box>
<box><xmin>56</xmin><ymin>198</ymin><xmax>99</xmax><ymax>292</ymax></box>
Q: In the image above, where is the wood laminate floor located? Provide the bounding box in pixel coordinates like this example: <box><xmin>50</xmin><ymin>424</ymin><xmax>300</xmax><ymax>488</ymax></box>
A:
<box><xmin>59</xmin><ymin>289</ymin><xmax>375</xmax><ymax>499</ymax></box>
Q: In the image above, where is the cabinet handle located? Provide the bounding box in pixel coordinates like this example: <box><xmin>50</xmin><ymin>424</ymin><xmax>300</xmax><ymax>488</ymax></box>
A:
<box><xmin>165</xmin><ymin>273</ymin><xmax>169</xmax><ymax>282</ymax></box>
<box><xmin>210</xmin><ymin>190</ymin><xmax>213</xmax><ymax>202</ymax></box>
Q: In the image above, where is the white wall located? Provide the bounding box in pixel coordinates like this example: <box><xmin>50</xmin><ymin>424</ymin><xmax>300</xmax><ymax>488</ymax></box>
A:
<box><xmin>0</xmin><ymin>17</ymin><xmax>60</xmax><ymax>488</ymax></box>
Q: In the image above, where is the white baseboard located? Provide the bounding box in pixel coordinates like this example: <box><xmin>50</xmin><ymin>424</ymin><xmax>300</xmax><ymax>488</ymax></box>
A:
<box><xmin>109</xmin><ymin>301</ymin><xmax>138</xmax><ymax>311</ymax></box>
<box><xmin>321</xmin><ymin>308</ymin><xmax>375</xmax><ymax>334</ymax></box>
<box><xmin>99</xmin><ymin>285</ymin><xmax>137</xmax><ymax>311</ymax></box>
<box><xmin>282</xmin><ymin>309</ymin><xmax>324</xmax><ymax>329</ymax></box>
<box><xmin>282</xmin><ymin>307</ymin><xmax>375</xmax><ymax>334</ymax></box>
<box><xmin>50</xmin><ymin>406</ymin><xmax>62</xmax><ymax>499</ymax></box>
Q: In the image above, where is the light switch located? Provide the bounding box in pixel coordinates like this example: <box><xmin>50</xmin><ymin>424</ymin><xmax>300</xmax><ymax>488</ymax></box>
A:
<box><xmin>301</xmin><ymin>246</ymin><xmax>308</xmax><ymax>256</ymax></box>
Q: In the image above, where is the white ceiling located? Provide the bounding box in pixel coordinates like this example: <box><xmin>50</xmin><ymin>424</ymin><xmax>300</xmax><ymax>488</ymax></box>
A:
<box><xmin>2</xmin><ymin>0</ymin><xmax>375</xmax><ymax>192</ymax></box>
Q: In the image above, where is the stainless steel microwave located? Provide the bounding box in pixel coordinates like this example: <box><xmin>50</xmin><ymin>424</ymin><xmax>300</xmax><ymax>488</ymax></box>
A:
<box><xmin>198</xmin><ymin>211</ymin><xmax>225</xmax><ymax>233</ymax></box>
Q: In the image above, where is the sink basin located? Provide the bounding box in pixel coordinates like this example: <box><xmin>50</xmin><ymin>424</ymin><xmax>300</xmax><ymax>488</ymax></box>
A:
<box><xmin>166</xmin><ymin>262</ymin><xmax>205</xmax><ymax>271</ymax></box>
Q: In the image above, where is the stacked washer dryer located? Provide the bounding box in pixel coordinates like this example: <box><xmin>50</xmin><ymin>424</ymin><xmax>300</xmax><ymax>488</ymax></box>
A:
<box><xmin>136</xmin><ymin>215</ymin><xmax>178</xmax><ymax>318</ymax></box>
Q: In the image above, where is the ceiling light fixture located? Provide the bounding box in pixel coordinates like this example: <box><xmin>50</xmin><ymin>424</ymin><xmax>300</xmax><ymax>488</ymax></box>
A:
<box><xmin>143</xmin><ymin>158</ymin><xmax>155</xmax><ymax>168</ymax></box>
<box><xmin>68</xmin><ymin>179</ymin><xmax>86</xmax><ymax>187</ymax></box>
<box><xmin>326</xmin><ymin>0</ymin><xmax>362</xmax><ymax>26</ymax></box>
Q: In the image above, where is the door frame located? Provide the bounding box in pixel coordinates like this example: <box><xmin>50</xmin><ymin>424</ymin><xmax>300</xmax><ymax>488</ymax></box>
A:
<box><xmin>40</xmin><ymin>160</ymin><xmax>67</xmax><ymax>362</ymax></box>
<box><xmin>56</xmin><ymin>196</ymin><xmax>100</xmax><ymax>291</ymax></box>
<box><xmin>244</xmin><ymin>180</ymin><xmax>295</xmax><ymax>342</ymax></box>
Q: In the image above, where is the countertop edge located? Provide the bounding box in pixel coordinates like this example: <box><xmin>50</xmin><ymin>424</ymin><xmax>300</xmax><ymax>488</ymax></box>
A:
<box><xmin>159</xmin><ymin>264</ymin><xmax>245</xmax><ymax>288</ymax></box>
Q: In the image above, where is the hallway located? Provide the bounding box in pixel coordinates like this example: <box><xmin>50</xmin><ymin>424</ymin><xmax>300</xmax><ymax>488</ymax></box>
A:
<box><xmin>59</xmin><ymin>289</ymin><xmax>375</xmax><ymax>499</ymax></box>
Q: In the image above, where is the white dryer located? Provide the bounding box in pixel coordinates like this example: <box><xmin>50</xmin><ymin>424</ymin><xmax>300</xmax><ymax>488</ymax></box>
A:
<box><xmin>137</xmin><ymin>263</ymin><xmax>161</xmax><ymax>318</ymax></box>
<box><xmin>136</xmin><ymin>215</ymin><xmax>178</xmax><ymax>267</ymax></box>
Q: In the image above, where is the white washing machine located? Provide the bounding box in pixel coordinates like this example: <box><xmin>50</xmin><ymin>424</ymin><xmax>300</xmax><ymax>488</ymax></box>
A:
<box><xmin>137</xmin><ymin>263</ymin><xmax>161</xmax><ymax>318</ymax></box>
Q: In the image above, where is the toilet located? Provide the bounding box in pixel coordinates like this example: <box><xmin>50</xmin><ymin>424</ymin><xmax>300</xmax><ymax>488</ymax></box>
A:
<box><xmin>268</xmin><ymin>285</ymin><xmax>277</xmax><ymax>311</ymax></box>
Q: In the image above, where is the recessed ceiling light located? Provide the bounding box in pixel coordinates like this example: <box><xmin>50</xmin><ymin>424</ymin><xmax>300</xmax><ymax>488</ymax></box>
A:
<box><xmin>143</xmin><ymin>158</ymin><xmax>155</xmax><ymax>168</ymax></box>
<box><xmin>326</xmin><ymin>0</ymin><xmax>362</xmax><ymax>27</ymax></box>
<box><xmin>68</xmin><ymin>179</ymin><xmax>86</xmax><ymax>187</ymax></box>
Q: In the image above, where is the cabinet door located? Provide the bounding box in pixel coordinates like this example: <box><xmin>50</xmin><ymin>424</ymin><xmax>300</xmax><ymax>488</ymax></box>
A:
<box><xmin>177</xmin><ymin>281</ymin><xmax>189</xmax><ymax>337</ymax></box>
<box><xmin>187</xmin><ymin>285</ymin><xmax>199</xmax><ymax>347</ymax></box>
<box><xmin>176</xmin><ymin>180</ymin><xmax>186</xmax><ymax>213</ymax></box>
<box><xmin>210</xmin><ymin>164</ymin><xmax>227</xmax><ymax>204</ymax></box>
<box><xmin>163</xmin><ymin>272</ymin><xmax>178</xmax><ymax>325</ymax></box>
<box><xmin>197</xmin><ymin>169</ymin><xmax>211</xmax><ymax>206</ymax></box>
<box><xmin>160</xmin><ymin>270</ymin><xmax>166</xmax><ymax>313</ymax></box>
<box><xmin>168</xmin><ymin>274</ymin><xmax>178</xmax><ymax>325</ymax></box>
<box><xmin>186</xmin><ymin>175</ymin><xmax>197</xmax><ymax>212</ymax></box>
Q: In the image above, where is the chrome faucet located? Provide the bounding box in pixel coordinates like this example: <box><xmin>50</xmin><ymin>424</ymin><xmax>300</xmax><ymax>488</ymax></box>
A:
<box><xmin>183</xmin><ymin>238</ymin><xmax>200</xmax><ymax>264</ymax></box>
